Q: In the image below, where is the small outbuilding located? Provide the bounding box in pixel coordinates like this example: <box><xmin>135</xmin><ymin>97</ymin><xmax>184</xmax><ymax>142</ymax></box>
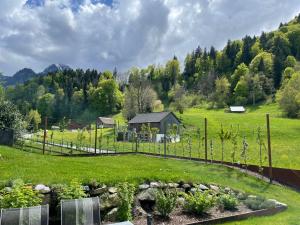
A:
<box><xmin>97</xmin><ymin>117</ymin><xmax>115</xmax><ymax>128</ymax></box>
<box><xmin>128</xmin><ymin>112</ymin><xmax>181</xmax><ymax>134</ymax></box>
<box><xmin>229</xmin><ymin>106</ymin><xmax>246</xmax><ymax>113</ymax></box>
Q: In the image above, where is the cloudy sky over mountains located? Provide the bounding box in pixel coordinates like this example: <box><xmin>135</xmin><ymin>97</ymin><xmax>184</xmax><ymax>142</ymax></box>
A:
<box><xmin>1</xmin><ymin>0</ymin><xmax>300</xmax><ymax>75</ymax></box>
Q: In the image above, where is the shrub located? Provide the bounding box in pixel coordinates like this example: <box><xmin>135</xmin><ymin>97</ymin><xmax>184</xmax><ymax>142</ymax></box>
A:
<box><xmin>56</xmin><ymin>179</ymin><xmax>87</xmax><ymax>201</ymax></box>
<box><xmin>0</xmin><ymin>182</ymin><xmax>42</xmax><ymax>208</ymax></box>
<box><xmin>155</xmin><ymin>189</ymin><xmax>177</xmax><ymax>218</ymax></box>
<box><xmin>217</xmin><ymin>194</ymin><xmax>238</xmax><ymax>210</ymax></box>
<box><xmin>117</xmin><ymin>182</ymin><xmax>135</xmax><ymax>221</ymax></box>
<box><xmin>244</xmin><ymin>196</ymin><xmax>269</xmax><ymax>210</ymax></box>
<box><xmin>183</xmin><ymin>191</ymin><xmax>215</xmax><ymax>215</ymax></box>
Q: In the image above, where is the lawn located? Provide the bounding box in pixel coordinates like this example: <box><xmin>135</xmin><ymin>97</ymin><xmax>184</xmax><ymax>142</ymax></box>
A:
<box><xmin>33</xmin><ymin>103</ymin><xmax>300</xmax><ymax>169</ymax></box>
<box><xmin>0</xmin><ymin>145</ymin><xmax>300</xmax><ymax>225</ymax></box>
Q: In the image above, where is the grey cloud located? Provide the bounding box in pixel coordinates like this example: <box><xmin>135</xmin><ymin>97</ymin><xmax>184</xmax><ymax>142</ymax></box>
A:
<box><xmin>0</xmin><ymin>0</ymin><xmax>300</xmax><ymax>76</ymax></box>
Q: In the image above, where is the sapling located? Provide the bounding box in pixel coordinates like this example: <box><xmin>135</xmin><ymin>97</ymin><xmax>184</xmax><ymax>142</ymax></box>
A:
<box><xmin>230</xmin><ymin>125</ymin><xmax>239</xmax><ymax>164</ymax></box>
<box><xmin>241</xmin><ymin>136</ymin><xmax>249</xmax><ymax>169</ymax></box>
<box><xmin>197</xmin><ymin>128</ymin><xmax>201</xmax><ymax>158</ymax></box>
<box><xmin>256</xmin><ymin>127</ymin><xmax>267</xmax><ymax>174</ymax></box>
<box><xmin>218</xmin><ymin>124</ymin><xmax>232</xmax><ymax>164</ymax></box>
<box><xmin>210</xmin><ymin>139</ymin><xmax>214</xmax><ymax>163</ymax></box>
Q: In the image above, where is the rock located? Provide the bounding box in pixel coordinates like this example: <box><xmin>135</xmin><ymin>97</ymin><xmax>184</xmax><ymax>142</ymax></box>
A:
<box><xmin>150</xmin><ymin>182</ymin><xmax>161</xmax><ymax>188</ymax></box>
<box><xmin>82</xmin><ymin>185</ymin><xmax>90</xmax><ymax>192</ymax></box>
<box><xmin>134</xmin><ymin>206</ymin><xmax>147</xmax><ymax>217</ymax></box>
<box><xmin>190</xmin><ymin>188</ymin><xmax>198</xmax><ymax>194</ymax></box>
<box><xmin>35</xmin><ymin>184</ymin><xmax>51</xmax><ymax>194</ymax></box>
<box><xmin>237</xmin><ymin>192</ymin><xmax>247</xmax><ymax>200</ymax></box>
<box><xmin>199</xmin><ymin>184</ymin><xmax>209</xmax><ymax>191</ymax></box>
<box><xmin>3</xmin><ymin>187</ymin><xmax>12</xmax><ymax>192</ymax></box>
<box><xmin>265</xmin><ymin>199</ymin><xmax>288</xmax><ymax>208</ymax></box>
<box><xmin>139</xmin><ymin>184</ymin><xmax>150</xmax><ymax>190</ymax></box>
<box><xmin>210</xmin><ymin>185</ymin><xmax>219</xmax><ymax>192</ymax></box>
<box><xmin>176</xmin><ymin>197</ymin><xmax>185</xmax><ymax>206</ymax></box>
<box><xmin>168</xmin><ymin>183</ymin><xmax>179</xmax><ymax>188</ymax></box>
<box><xmin>176</xmin><ymin>188</ymin><xmax>185</xmax><ymax>193</ymax></box>
<box><xmin>137</xmin><ymin>188</ymin><xmax>156</xmax><ymax>201</ymax></box>
<box><xmin>224</xmin><ymin>187</ymin><xmax>231</xmax><ymax>194</ymax></box>
<box><xmin>91</xmin><ymin>185</ymin><xmax>107</xmax><ymax>196</ymax></box>
<box><xmin>108</xmin><ymin>187</ymin><xmax>118</xmax><ymax>194</ymax></box>
<box><xmin>182</xmin><ymin>183</ymin><xmax>191</xmax><ymax>189</ymax></box>
<box><xmin>104</xmin><ymin>207</ymin><xmax>118</xmax><ymax>222</ymax></box>
<box><xmin>100</xmin><ymin>193</ymin><xmax>119</xmax><ymax>210</ymax></box>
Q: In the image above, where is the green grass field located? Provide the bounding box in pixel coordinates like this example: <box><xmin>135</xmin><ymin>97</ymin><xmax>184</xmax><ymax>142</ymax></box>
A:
<box><xmin>34</xmin><ymin>103</ymin><xmax>300</xmax><ymax>169</ymax></box>
<box><xmin>0</xmin><ymin>145</ymin><xmax>299</xmax><ymax>225</ymax></box>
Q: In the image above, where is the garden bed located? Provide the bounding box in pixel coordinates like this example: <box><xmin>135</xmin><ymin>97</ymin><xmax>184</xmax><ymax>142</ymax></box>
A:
<box><xmin>0</xmin><ymin>179</ymin><xmax>287</xmax><ymax>225</ymax></box>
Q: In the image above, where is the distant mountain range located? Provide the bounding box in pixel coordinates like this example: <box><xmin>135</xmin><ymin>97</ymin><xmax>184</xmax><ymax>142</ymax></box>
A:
<box><xmin>0</xmin><ymin>64</ymin><xmax>71</xmax><ymax>86</ymax></box>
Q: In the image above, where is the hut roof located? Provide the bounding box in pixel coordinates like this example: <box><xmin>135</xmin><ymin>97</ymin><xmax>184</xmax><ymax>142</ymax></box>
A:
<box><xmin>128</xmin><ymin>112</ymin><xmax>180</xmax><ymax>124</ymax></box>
<box><xmin>98</xmin><ymin>117</ymin><xmax>115</xmax><ymax>125</ymax></box>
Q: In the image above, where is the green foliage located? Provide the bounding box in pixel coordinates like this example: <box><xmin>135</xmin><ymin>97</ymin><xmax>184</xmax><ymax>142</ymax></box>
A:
<box><xmin>37</xmin><ymin>93</ymin><xmax>55</xmax><ymax>117</ymax></box>
<box><xmin>116</xmin><ymin>182</ymin><xmax>135</xmax><ymax>221</ymax></box>
<box><xmin>183</xmin><ymin>191</ymin><xmax>215</xmax><ymax>215</ymax></box>
<box><xmin>0</xmin><ymin>180</ymin><xmax>42</xmax><ymax>208</ymax></box>
<box><xmin>26</xmin><ymin>109</ymin><xmax>41</xmax><ymax>132</ymax></box>
<box><xmin>285</xmin><ymin>55</ymin><xmax>297</xmax><ymax>67</ymax></box>
<box><xmin>276</xmin><ymin>72</ymin><xmax>300</xmax><ymax>117</ymax></box>
<box><xmin>56</xmin><ymin>179</ymin><xmax>87</xmax><ymax>201</ymax></box>
<box><xmin>214</xmin><ymin>77</ymin><xmax>230</xmax><ymax>108</ymax></box>
<box><xmin>155</xmin><ymin>189</ymin><xmax>177</xmax><ymax>218</ymax></box>
<box><xmin>249</xmin><ymin>51</ymin><xmax>273</xmax><ymax>76</ymax></box>
<box><xmin>0</xmin><ymin>84</ymin><xmax>5</xmax><ymax>102</ymax></box>
<box><xmin>0</xmin><ymin>100</ymin><xmax>26</xmax><ymax>135</ymax></box>
<box><xmin>217</xmin><ymin>194</ymin><xmax>238</xmax><ymax>210</ymax></box>
<box><xmin>244</xmin><ymin>196</ymin><xmax>268</xmax><ymax>210</ymax></box>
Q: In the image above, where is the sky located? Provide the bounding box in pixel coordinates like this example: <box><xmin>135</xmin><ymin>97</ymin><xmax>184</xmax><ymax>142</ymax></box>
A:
<box><xmin>0</xmin><ymin>0</ymin><xmax>300</xmax><ymax>76</ymax></box>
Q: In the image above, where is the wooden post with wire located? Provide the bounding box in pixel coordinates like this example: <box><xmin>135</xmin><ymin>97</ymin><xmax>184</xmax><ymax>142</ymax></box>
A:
<box><xmin>94</xmin><ymin>119</ymin><xmax>98</xmax><ymax>155</ymax></box>
<box><xmin>266</xmin><ymin>114</ymin><xmax>273</xmax><ymax>183</ymax></box>
<box><xmin>42</xmin><ymin>116</ymin><xmax>47</xmax><ymax>155</ymax></box>
<box><xmin>205</xmin><ymin>118</ymin><xmax>208</xmax><ymax>163</ymax></box>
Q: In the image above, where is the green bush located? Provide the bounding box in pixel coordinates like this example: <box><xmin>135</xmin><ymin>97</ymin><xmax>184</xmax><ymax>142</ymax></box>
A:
<box><xmin>244</xmin><ymin>196</ymin><xmax>267</xmax><ymax>210</ymax></box>
<box><xmin>217</xmin><ymin>194</ymin><xmax>238</xmax><ymax>210</ymax></box>
<box><xmin>155</xmin><ymin>189</ymin><xmax>177</xmax><ymax>218</ymax></box>
<box><xmin>56</xmin><ymin>179</ymin><xmax>87</xmax><ymax>201</ymax></box>
<box><xmin>183</xmin><ymin>191</ymin><xmax>215</xmax><ymax>215</ymax></box>
<box><xmin>117</xmin><ymin>182</ymin><xmax>135</xmax><ymax>221</ymax></box>
<box><xmin>0</xmin><ymin>182</ymin><xmax>42</xmax><ymax>208</ymax></box>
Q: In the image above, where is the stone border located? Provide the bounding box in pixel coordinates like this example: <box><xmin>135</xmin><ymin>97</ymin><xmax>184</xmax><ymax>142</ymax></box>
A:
<box><xmin>186</xmin><ymin>205</ymin><xmax>287</xmax><ymax>225</ymax></box>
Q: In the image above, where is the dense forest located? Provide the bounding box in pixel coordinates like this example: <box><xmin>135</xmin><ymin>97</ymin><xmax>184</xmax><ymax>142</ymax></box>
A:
<box><xmin>1</xmin><ymin>14</ymin><xmax>300</xmax><ymax>128</ymax></box>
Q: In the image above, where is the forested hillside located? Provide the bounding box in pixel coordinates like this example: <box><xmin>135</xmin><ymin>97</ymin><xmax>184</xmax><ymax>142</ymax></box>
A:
<box><xmin>1</xmin><ymin>13</ymin><xmax>300</xmax><ymax>125</ymax></box>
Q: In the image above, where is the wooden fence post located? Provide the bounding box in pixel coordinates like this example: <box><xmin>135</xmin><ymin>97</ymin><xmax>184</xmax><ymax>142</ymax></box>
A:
<box><xmin>266</xmin><ymin>114</ymin><xmax>273</xmax><ymax>183</ymax></box>
<box><xmin>42</xmin><ymin>116</ymin><xmax>47</xmax><ymax>155</ymax></box>
<box><xmin>94</xmin><ymin>120</ymin><xmax>98</xmax><ymax>155</ymax></box>
<box><xmin>205</xmin><ymin>118</ymin><xmax>208</xmax><ymax>163</ymax></box>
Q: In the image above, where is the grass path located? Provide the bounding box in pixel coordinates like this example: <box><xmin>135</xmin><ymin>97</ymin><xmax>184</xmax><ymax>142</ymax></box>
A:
<box><xmin>0</xmin><ymin>146</ymin><xmax>300</xmax><ymax>224</ymax></box>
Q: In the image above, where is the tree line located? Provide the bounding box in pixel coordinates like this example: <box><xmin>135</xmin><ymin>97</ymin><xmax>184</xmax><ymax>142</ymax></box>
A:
<box><xmin>1</xmin><ymin>13</ymin><xmax>300</xmax><ymax>130</ymax></box>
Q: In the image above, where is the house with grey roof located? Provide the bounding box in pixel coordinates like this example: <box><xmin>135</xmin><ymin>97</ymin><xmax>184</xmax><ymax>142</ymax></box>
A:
<box><xmin>128</xmin><ymin>112</ymin><xmax>181</xmax><ymax>134</ymax></box>
<box><xmin>97</xmin><ymin>117</ymin><xmax>115</xmax><ymax>128</ymax></box>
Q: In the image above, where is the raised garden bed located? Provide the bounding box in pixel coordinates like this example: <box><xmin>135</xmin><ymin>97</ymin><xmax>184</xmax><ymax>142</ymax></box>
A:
<box><xmin>0</xmin><ymin>180</ymin><xmax>287</xmax><ymax>225</ymax></box>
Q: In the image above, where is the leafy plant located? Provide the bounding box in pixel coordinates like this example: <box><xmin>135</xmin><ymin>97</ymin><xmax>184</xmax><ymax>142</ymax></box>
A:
<box><xmin>56</xmin><ymin>179</ymin><xmax>87</xmax><ymax>201</ymax></box>
<box><xmin>217</xmin><ymin>194</ymin><xmax>238</xmax><ymax>210</ymax></box>
<box><xmin>230</xmin><ymin>125</ymin><xmax>239</xmax><ymax>163</ymax></box>
<box><xmin>183</xmin><ymin>191</ymin><xmax>215</xmax><ymax>215</ymax></box>
<box><xmin>241</xmin><ymin>136</ymin><xmax>249</xmax><ymax>168</ymax></box>
<box><xmin>256</xmin><ymin>127</ymin><xmax>267</xmax><ymax>174</ymax></box>
<box><xmin>210</xmin><ymin>139</ymin><xmax>214</xmax><ymax>163</ymax></box>
<box><xmin>0</xmin><ymin>181</ymin><xmax>42</xmax><ymax>208</ymax></box>
<box><xmin>117</xmin><ymin>182</ymin><xmax>135</xmax><ymax>221</ymax></box>
<box><xmin>155</xmin><ymin>189</ymin><xmax>177</xmax><ymax>218</ymax></box>
<box><xmin>244</xmin><ymin>196</ymin><xmax>267</xmax><ymax>210</ymax></box>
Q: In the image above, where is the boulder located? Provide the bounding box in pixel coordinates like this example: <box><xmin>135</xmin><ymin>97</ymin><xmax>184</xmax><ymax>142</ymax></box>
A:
<box><xmin>91</xmin><ymin>185</ymin><xmax>107</xmax><ymax>196</ymax></box>
<box><xmin>265</xmin><ymin>199</ymin><xmax>288</xmax><ymax>208</ymax></box>
<box><xmin>182</xmin><ymin>183</ymin><xmax>191</xmax><ymax>189</ymax></box>
<box><xmin>82</xmin><ymin>185</ymin><xmax>90</xmax><ymax>192</ymax></box>
<box><xmin>100</xmin><ymin>193</ymin><xmax>119</xmax><ymax>210</ymax></box>
<box><xmin>199</xmin><ymin>184</ymin><xmax>209</xmax><ymax>191</ymax></box>
<box><xmin>150</xmin><ymin>182</ymin><xmax>161</xmax><ymax>188</ymax></box>
<box><xmin>35</xmin><ymin>184</ymin><xmax>51</xmax><ymax>194</ymax></box>
<box><xmin>139</xmin><ymin>184</ymin><xmax>150</xmax><ymax>190</ymax></box>
<box><xmin>168</xmin><ymin>183</ymin><xmax>179</xmax><ymax>188</ymax></box>
<box><xmin>137</xmin><ymin>188</ymin><xmax>156</xmax><ymax>201</ymax></box>
<box><xmin>134</xmin><ymin>206</ymin><xmax>147</xmax><ymax>217</ymax></box>
<box><xmin>176</xmin><ymin>197</ymin><xmax>185</xmax><ymax>206</ymax></box>
<box><xmin>104</xmin><ymin>207</ymin><xmax>118</xmax><ymax>222</ymax></box>
<box><xmin>3</xmin><ymin>187</ymin><xmax>12</xmax><ymax>192</ymax></box>
<box><xmin>108</xmin><ymin>187</ymin><xmax>118</xmax><ymax>194</ymax></box>
<box><xmin>210</xmin><ymin>185</ymin><xmax>219</xmax><ymax>192</ymax></box>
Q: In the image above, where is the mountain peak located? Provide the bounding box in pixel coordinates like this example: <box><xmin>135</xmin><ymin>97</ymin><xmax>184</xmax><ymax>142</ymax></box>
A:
<box><xmin>42</xmin><ymin>64</ymin><xmax>71</xmax><ymax>74</ymax></box>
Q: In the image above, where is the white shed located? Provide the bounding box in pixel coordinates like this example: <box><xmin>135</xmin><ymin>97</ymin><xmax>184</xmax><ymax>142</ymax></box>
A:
<box><xmin>229</xmin><ymin>106</ymin><xmax>245</xmax><ymax>113</ymax></box>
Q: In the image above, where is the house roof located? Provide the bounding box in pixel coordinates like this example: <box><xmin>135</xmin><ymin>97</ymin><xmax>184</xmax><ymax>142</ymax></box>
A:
<box><xmin>128</xmin><ymin>112</ymin><xmax>180</xmax><ymax>124</ymax></box>
<box><xmin>98</xmin><ymin>117</ymin><xmax>115</xmax><ymax>125</ymax></box>
<box><xmin>229</xmin><ymin>106</ymin><xmax>245</xmax><ymax>112</ymax></box>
